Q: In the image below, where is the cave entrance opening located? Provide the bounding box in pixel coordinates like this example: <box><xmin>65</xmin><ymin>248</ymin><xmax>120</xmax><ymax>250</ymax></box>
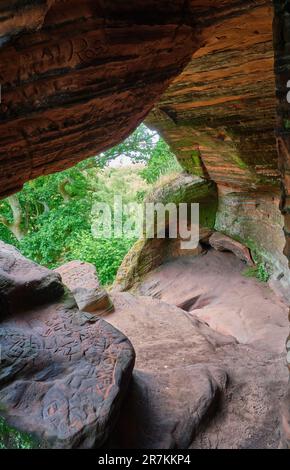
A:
<box><xmin>0</xmin><ymin>124</ymin><xmax>182</xmax><ymax>288</ymax></box>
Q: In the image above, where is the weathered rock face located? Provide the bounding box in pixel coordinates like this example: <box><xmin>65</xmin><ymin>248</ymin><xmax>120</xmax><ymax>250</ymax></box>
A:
<box><xmin>105</xmin><ymin>292</ymin><xmax>230</xmax><ymax>449</ymax></box>
<box><xmin>0</xmin><ymin>1</ymin><xmax>55</xmax><ymax>44</ymax></box>
<box><xmin>0</xmin><ymin>0</ymin><xmax>200</xmax><ymax>198</ymax></box>
<box><xmin>0</xmin><ymin>241</ymin><xmax>64</xmax><ymax>315</ymax></box>
<box><xmin>147</xmin><ymin>1</ymin><xmax>277</xmax><ymax>190</ymax></box>
<box><xmin>145</xmin><ymin>0</ymin><xmax>289</xmax><ymax>298</ymax></box>
<box><xmin>0</xmin><ymin>0</ymin><xmax>290</xmax><ymax>450</ymax></box>
<box><xmin>273</xmin><ymin>0</ymin><xmax>290</xmax><ymax>449</ymax></box>
<box><xmin>274</xmin><ymin>1</ymin><xmax>290</xmax><ymax>266</ymax></box>
<box><xmin>209</xmin><ymin>232</ymin><xmax>254</xmax><ymax>267</ymax></box>
<box><xmin>215</xmin><ymin>188</ymin><xmax>289</xmax><ymax>297</ymax></box>
<box><xmin>55</xmin><ymin>261</ymin><xmax>114</xmax><ymax>315</ymax></box>
<box><xmin>114</xmin><ymin>174</ymin><xmax>217</xmax><ymax>291</ymax></box>
<box><xmin>0</xmin><ymin>1</ymin><xmax>286</xmax><ymax>290</ymax></box>
<box><xmin>0</xmin><ymin>0</ymin><xmax>279</xmax><ymax>199</ymax></box>
<box><xmin>0</xmin><ymin>249</ymin><xmax>135</xmax><ymax>449</ymax></box>
<box><xmin>0</xmin><ymin>304</ymin><xmax>135</xmax><ymax>448</ymax></box>
<box><xmin>135</xmin><ymin>251</ymin><xmax>289</xmax><ymax>353</ymax></box>
<box><xmin>105</xmin><ymin>286</ymin><xmax>288</xmax><ymax>449</ymax></box>
<box><xmin>110</xmin><ymin>366</ymin><xmax>227</xmax><ymax>449</ymax></box>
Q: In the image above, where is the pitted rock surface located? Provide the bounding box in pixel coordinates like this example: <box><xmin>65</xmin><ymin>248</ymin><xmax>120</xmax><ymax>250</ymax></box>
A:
<box><xmin>0</xmin><ymin>300</ymin><xmax>135</xmax><ymax>448</ymax></box>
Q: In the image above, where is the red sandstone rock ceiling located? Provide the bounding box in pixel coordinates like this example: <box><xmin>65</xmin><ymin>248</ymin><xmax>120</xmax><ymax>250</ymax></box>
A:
<box><xmin>0</xmin><ymin>0</ymin><xmax>199</xmax><ymax>197</ymax></box>
<box><xmin>0</xmin><ymin>0</ymin><xmax>279</xmax><ymax>198</ymax></box>
<box><xmin>0</xmin><ymin>1</ymin><xmax>55</xmax><ymax>43</ymax></box>
<box><xmin>147</xmin><ymin>1</ymin><xmax>277</xmax><ymax>190</ymax></box>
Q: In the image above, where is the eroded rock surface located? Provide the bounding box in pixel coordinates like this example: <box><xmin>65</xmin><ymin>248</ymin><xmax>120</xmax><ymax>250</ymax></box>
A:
<box><xmin>0</xmin><ymin>0</ymin><xmax>199</xmax><ymax>197</ymax></box>
<box><xmin>209</xmin><ymin>232</ymin><xmax>254</xmax><ymax>267</ymax></box>
<box><xmin>105</xmin><ymin>292</ymin><xmax>230</xmax><ymax>449</ymax></box>
<box><xmin>0</xmin><ymin>0</ymin><xmax>289</xmax><ymax>450</ymax></box>
<box><xmin>110</xmin><ymin>366</ymin><xmax>227</xmax><ymax>449</ymax></box>
<box><xmin>114</xmin><ymin>174</ymin><xmax>217</xmax><ymax>291</ymax></box>
<box><xmin>0</xmin><ymin>249</ymin><xmax>135</xmax><ymax>449</ymax></box>
<box><xmin>0</xmin><ymin>1</ymin><xmax>279</xmax><ymax>201</ymax></box>
<box><xmin>0</xmin><ymin>241</ymin><xmax>64</xmax><ymax>315</ymax></box>
<box><xmin>0</xmin><ymin>1</ymin><xmax>55</xmax><ymax>44</ymax></box>
<box><xmin>144</xmin><ymin>0</ymin><xmax>290</xmax><ymax>297</ymax></box>
<box><xmin>0</xmin><ymin>245</ymin><xmax>288</xmax><ymax>450</ymax></box>
<box><xmin>147</xmin><ymin>1</ymin><xmax>276</xmax><ymax>189</ymax></box>
<box><xmin>136</xmin><ymin>250</ymin><xmax>288</xmax><ymax>353</ymax></box>
<box><xmin>55</xmin><ymin>261</ymin><xmax>113</xmax><ymax>315</ymax></box>
<box><xmin>105</xmin><ymin>288</ymin><xmax>288</xmax><ymax>449</ymax></box>
<box><xmin>273</xmin><ymin>0</ymin><xmax>290</xmax><ymax>447</ymax></box>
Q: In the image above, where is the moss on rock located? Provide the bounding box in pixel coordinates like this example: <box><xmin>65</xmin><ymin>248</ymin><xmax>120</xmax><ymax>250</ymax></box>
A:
<box><xmin>0</xmin><ymin>416</ymin><xmax>38</xmax><ymax>449</ymax></box>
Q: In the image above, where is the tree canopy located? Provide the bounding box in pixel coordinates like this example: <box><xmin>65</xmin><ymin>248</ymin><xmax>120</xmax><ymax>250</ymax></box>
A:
<box><xmin>0</xmin><ymin>125</ymin><xmax>181</xmax><ymax>285</ymax></box>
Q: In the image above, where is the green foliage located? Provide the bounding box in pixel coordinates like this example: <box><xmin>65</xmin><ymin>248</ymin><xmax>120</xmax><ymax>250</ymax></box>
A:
<box><xmin>0</xmin><ymin>125</ymin><xmax>182</xmax><ymax>287</ymax></box>
<box><xmin>0</xmin><ymin>159</ymin><xmax>92</xmax><ymax>246</ymax></box>
<box><xmin>14</xmin><ymin>167</ymin><xmax>145</xmax><ymax>281</ymax></box>
<box><xmin>0</xmin><ymin>127</ymin><xmax>157</xmax><ymax>283</ymax></box>
<box><xmin>0</xmin><ymin>125</ymin><xmax>181</xmax><ymax>284</ymax></box>
<box><xmin>140</xmin><ymin>139</ymin><xmax>181</xmax><ymax>184</ymax></box>
<box><xmin>68</xmin><ymin>232</ymin><xmax>136</xmax><ymax>286</ymax></box>
<box><xmin>0</xmin><ymin>222</ymin><xmax>15</xmax><ymax>246</ymax></box>
<box><xmin>0</xmin><ymin>417</ymin><xmax>37</xmax><ymax>449</ymax></box>
<box><xmin>0</xmin><ymin>123</ymin><xmax>184</xmax><ymax>286</ymax></box>
<box><xmin>19</xmin><ymin>198</ymin><xmax>91</xmax><ymax>267</ymax></box>
<box><xmin>96</xmin><ymin>124</ymin><xmax>158</xmax><ymax>167</ymax></box>
<box><xmin>243</xmin><ymin>263</ymin><xmax>270</xmax><ymax>283</ymax></box>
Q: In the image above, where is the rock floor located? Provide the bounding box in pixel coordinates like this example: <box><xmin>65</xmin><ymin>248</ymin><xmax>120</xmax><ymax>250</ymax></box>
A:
<box><xmin>105</xmin><ymin>250</ymin><xmax>289</xmax><ymax>449</ymax></box>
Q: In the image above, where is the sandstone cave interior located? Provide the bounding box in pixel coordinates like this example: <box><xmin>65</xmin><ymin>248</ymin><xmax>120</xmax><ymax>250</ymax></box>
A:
<box><xmin>0</xmin><ymin>0</ymin><xmax>290</xmax><ymax>452</ymax></box>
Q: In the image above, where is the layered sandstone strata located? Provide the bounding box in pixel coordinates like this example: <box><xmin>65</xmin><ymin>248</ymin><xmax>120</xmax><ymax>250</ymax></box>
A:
<box><xmin>0</xmin><ymin>0</ymin><xmax>199</xmax><ymax>197</ymax></box>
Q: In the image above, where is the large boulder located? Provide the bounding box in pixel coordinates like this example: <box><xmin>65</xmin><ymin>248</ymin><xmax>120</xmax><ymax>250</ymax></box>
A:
<box><xmin>110</xmin><ymin>366</ymin><xmax>227</xmax><ymax>449</ymax></box>
<box><xmin>0</xmin><ymin>301</ymin><xmax>135</xmax><ymax>448</ymax></box>
<box><xmin>0</xmin><ymin>304</ymin><xmax>134</xmax><ymax>448</ymax></box>
<box><xmin>0</xmin><ymin>245</ymin><xmax>135</xmax><ymax>448</ymax></box>
<box><xmin>55</xmin><ymin>261</ymin><xmax>114</xmax><ymax>316</ymax></box>
<box><xmin>0</xmin><ymin>241</ymin><xmax>64</xmax><ymax>316</ymax></box>
<box><xmin>105</xmin><ymin>292</ymin><xmax>231</xmax><ymax>448</ymax></box>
